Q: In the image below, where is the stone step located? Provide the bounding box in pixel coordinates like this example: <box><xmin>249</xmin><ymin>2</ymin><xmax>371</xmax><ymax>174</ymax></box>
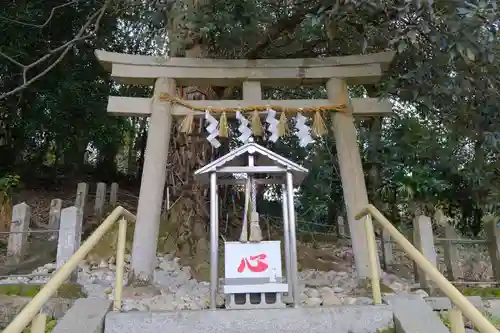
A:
<box><xmin>105</xmin><ymin>305</ymin><xmax>394</xmax><ymax>333</ymax></box>
<box><xmin>385</xmin><ymin>296</ymin><xmax>449</xmax><ymax>333</ymax></box>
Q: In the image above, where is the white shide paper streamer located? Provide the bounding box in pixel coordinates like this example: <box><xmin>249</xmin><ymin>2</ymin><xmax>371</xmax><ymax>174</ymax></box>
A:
<box><xmin>205</xmin><ymin>110</ymin><xmax>221</xmax><ymax>148</ymax></box>
<box><xmin>294</xmin><ymin>113</ymin><xmax>314</xmax><ymax>147</ymax></box>
<box><xmin>265</xmin><ymin>107</ymin><xmax>279</xmax><ymax>142</ymax></box>
<box><xmin>235</xmin><ymin>111</ymin><xmax>253</xmax><ymax>143</ymax></box>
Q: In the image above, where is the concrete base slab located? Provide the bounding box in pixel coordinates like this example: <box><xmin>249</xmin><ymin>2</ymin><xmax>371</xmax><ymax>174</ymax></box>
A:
<box><xmin>105</xmin><ymin>305</ymin><xmax>393</xmax><ymax>333</ymax></box>
<box><xmin>486</xmin><ymin>299</ymin><xmax>500</xmax><ymax>317</ymax></box>
<box><xmin>425</xmin><ymin>296</ymin><xmax>484</xmax><ymax>312</ymax></box>
<box><xmin>225</xmin><ymin>293</ymin><xmax>286</xmax><ymax>310</ymax></box>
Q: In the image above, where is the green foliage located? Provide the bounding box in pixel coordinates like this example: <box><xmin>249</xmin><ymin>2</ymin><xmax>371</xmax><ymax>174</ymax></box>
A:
<box><xmin>0</xmin><ymin>0</ymin><xmax>138</xmax><ymax>180</ymax></box>
<box><xmin>0</xmin><ymin>174</ymin><xmax>20</xmax><ymax>204</ymax></box>
<box><xmin>0</xmin><ymin>173</ymin><xmax>20</xmax><ymax>228</ymax></box>
<box><xmin>0</xmin><ymin>175</ymin><xmax>20</xmax><ymax>194</ymax></box>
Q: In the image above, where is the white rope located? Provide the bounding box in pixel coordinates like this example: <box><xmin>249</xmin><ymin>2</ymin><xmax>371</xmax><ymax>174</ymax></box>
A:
<box><xmin>251</xmin><ymin>178</ymin><xmax>257</xmax><ymax>212</ymax></box>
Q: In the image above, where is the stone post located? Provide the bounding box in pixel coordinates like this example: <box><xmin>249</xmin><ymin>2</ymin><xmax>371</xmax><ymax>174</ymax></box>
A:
<box><xmin>441</xmin><ymin>223</ymin><xmax>461</xmax><ymax>281</ymax></box>
<box><xmin>412</xmin><ymin>214</ymin><xmax>438</xmax><ymax>293</ymax></box>
<box><xmin>94</xmin><ymin>182</ymin><xmax>107</xmax><ymax>220</ymax></box>
<box><xmin>56</xmin><ymin>206</ymin><xmax>83</xmax><ymax>282</ymax></box>
<box><xmin>49</xmin><ymin>199</ymin><xmax>62</xmax><ymax>230</ymax></box>
<box><xmin>7</xmin><ymin>203</ymin><xmax>31</xmax><ymax>264</ymax></box>
<box><xmin>131</xmin><ymin>78</ymin><xmax>175</xmax><ymax>281</ymax></box>
<box><xmin>381</xmin><ymin>229</ymin><xmax>394</xmax><ymax>270</ymax></box>
<box><xmin>75</xmin><ymin>182</ymin><xmax>88</xmax><ymax>213</ymax></box>
<box><xmin>110</xmin><ymin>182</ymin><xmax>119</xmax><ymax>207</ymax></box>
<box><xmin>485</xmin><ymin>217</ymin><xmax>500</xmax><ymax>281</ymax></box>
<box><xmin>336</xmin><ymin>215</ymin><xmax>346</xmax><ymax>237</ymax></box>
<box><xmin>327</xmin><ymin>78</ymin><xmax>378</xmax><ymax>278</ymax></box>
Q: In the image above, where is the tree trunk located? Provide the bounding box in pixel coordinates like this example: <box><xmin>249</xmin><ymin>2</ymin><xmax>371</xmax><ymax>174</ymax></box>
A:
<box><xmin>366</xmin><ymin>117</ymin><xmax>382</xmax><ymax>205</ymax></box>
<box><xmin>155</xmin><ymin>4</ymin><xmax>228</xmax><ymax>280</ymax></box>
<box><xmin>162</xmin><ymin>39</ymin><xmax>238</xmax><ymax>280</ymax></box>
<box><xmin>136</xmin><ymin>118</ymin><xmax>148</xmax><ymax>180</ymax></box>
<box><xmin>126</xmin><ymin>118</ymin><xmax>137</xmax><ymax>176</ymax></box>
<box><xmin>364</xmin><ymin>85</ymin><xmax>383</xmax><ymax>210</ymax></box>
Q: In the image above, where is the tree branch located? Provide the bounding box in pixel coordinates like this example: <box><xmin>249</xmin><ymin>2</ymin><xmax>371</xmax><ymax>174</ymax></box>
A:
<box><xmin>0</xmin><ymin>51</ymin><xmax>25</xmax><ymax>68</ymax></box>
<box><xmin>283</xmin><ymin>39</ymin><xmax>326</xmax><ymax>58</ymax></box>
<box><xmin>244</xmin><ymin>1</ymin><xmax>323</xmax><ymax>59</ymax></box>
<box><xmin>0</xmin><ymin>0</ymin><xmax>111</xmax><ymax>100</ymax></box>
<box><xmin>0</xmin><ymin>1</ymin><xmax>79</xmax><ymax>29</ymax></box>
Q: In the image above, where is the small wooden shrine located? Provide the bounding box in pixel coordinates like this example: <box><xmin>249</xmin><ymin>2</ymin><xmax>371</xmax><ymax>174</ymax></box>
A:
<box><xmin>194</xmin><ymin>138</ymin><xmax>308</xmax><ymax>309</ymax></box>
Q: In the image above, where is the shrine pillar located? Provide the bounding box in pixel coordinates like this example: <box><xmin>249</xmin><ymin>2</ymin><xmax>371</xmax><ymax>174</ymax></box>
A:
<box><xmin>327</xmin><ymin>78</ymin><xmax>380</xmax><ymax>278</ymax></box>
<box><xmin>130</xmin><ymin>78</ymin><xmax>175</xmax><ymax>281</ymax></box>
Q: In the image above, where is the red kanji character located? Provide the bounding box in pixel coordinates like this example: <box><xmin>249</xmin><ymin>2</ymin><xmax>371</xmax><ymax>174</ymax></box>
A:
<box><xmin>237</xmin><ymin>253</ymin><xmax>269</xmax><ymax>273</ymax></box>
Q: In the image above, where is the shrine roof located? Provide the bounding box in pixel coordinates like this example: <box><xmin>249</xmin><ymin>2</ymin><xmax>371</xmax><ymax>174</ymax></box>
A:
<box><xmin>194</xmin><ymin>140</ymin><xmax>308</xmax><ymax>185</ymax></box>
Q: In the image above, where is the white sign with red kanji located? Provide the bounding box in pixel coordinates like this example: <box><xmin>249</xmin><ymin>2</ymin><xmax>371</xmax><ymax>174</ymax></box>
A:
<box><xmin>224</xmin><ymin>241</ymin><xmax>283</xmax><ymax>280</ymax></box>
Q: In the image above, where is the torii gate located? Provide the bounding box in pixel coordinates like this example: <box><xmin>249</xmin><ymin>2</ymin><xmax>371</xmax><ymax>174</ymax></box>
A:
<box><xmin>95</xmin><ymin>50</ymin><xmax>395</xmax><ymax>281</ymax></box>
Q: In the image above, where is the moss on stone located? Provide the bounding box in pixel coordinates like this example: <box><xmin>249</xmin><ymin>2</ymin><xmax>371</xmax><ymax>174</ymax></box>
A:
<box><xmin>22</xmin><ymin>318</ymin><xmax>57</xmax><ymax>333</ymax></box>
<box><xmin>0</xmin><ymin>283</ymin><xmax>85</xmax><ymax>298</ymax></box>
<box><xmin>353</xmin><ymin>278</ymin><xmax>394</xmax><ymax>297</ymax></box>
<box><xmin>55</xmin><ymin>283</ymin><xmax>86</xmax><ymax>298</ymax></box>
<box><xmin>380</xmin><ymin>283</ymin><xmax>394</xmax><ymax>293</ymax></box>
<box><xmin>462</xmin><ymin>287</ymin><xmax>500</xmax><ymax>298</ymax></box>
<box><xmin>487</xmin><ymin>314</ymin><xmax>500</xmax><ymax>329</ymax></box>
<box><xmin>376</xmin><ymin>327</ymin><xmax>395</xmax><ymax>333</ymax></box>
<box><xmin>439</xmin><ymin>309</ymin><xmax>500</xmax><ymax>330</ymax></box>
<box><xmin>438</xmin><ymin>311</ymin><xmax>451</xmax><ymax>329</ymax></box>
<box><xmin>0</xmin><ymin>284</ymin><xmax>41</xmax><ymax>297</ymax></box>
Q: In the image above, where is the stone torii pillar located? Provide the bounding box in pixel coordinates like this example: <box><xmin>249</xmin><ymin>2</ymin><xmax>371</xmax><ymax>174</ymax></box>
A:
<box><xmin>327</xmin><ymin>79</ymin><xmax>379</xmax><ymax>276</ymax></box>
<box><xmin>95</xmin><ymin>50</ymin><xmax>395</xmax><ymax>280</ymax></box>
<box><xmin>130</xmin><ymin>78</ymin><xmax>175</xmax><ymax>280</ymax></box>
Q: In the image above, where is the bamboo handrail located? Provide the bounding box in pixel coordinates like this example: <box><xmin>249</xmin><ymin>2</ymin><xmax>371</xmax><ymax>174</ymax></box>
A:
<box><xmin>2</xmin><ymin>206</ymin><xmax>136</xmax><ymax>333</ymax></box>
<box><xmin>356</xmin><ymin>204</ymin><xmax>500</xmax><ymax>333</ymax></box>
<box><xmin>363</xmin><ymin>214</ymin><xmax>382</xmax><ymax>304</ymax></box>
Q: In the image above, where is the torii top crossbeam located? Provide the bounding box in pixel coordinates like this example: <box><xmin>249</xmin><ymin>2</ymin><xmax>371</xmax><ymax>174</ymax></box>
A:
<box><xmin>95</xmin><ymin>50</ymin><xmax>394</xmax><ymax>87</ymax></box>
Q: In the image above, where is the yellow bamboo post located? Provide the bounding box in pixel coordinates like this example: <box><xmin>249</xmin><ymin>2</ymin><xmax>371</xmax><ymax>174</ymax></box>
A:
<box><xmin>30</xmin><ymin>313</ymin><xmax>46</xmax><ymax>333</ymax></box>
<box><xmin>356</xmin><ymin>204</ymin><xmax>500</xmax><ymax>333</ymax></box>
<box><xmin>449</xmin><ymin>307</ymin><xmax>466</xmax><ymax>333</ymax></box>
<box><xmin>113</xmin><ymin>217</ymin><xmax>128</xmax><ymax>312</ymax></box>
<box><xmin>363</xmin><ymin>215</ymin><xmax>382</xmax><ymax>304</ymax></box>
<box><xmin>3</xmin><ymin>206</ymin><xmax>136</xmax><ymax>333</ymax></box>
